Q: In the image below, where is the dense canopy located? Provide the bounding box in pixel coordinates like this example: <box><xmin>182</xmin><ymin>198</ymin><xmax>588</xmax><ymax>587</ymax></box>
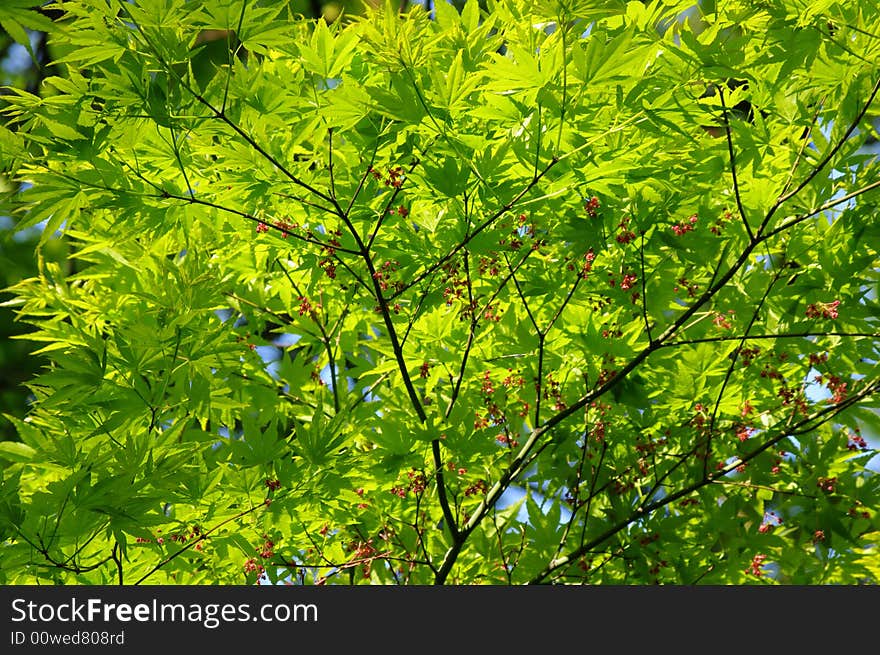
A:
<box><xmin>1</xmin><ymin>0</ymin><xmax>879</xmax><ymax>585</ymax></box>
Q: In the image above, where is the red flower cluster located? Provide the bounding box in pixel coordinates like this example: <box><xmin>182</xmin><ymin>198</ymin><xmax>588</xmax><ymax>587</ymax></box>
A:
<box><xmin>616</xmin><ymin>216</ymin><xmax>636</xmax><ymax>244</ymax></box>
<box><xmin>243</xmin><ymin>535</ymin><xmax>275</xmax><ymax>578</ymax></box>
<box><xmin>672</xmin><ymin>214</ymin><xmax>698</xmax><ymax>236</ymax></box>
<box><xmin>370</xmin><ymin>165</ymin><xmax>405</xmax><ymax>188</ymax></box>
<box><xmin>297</xmin><ymin>296</ymin><xmax>314</xmax><ymax>317</ymax></box>
<box><xmin>372</xmin><ymin>259</ymin><xmax>402</xmax><ymax>293</ymax></box>
<box><xmin>580</xmin><ymin>248</ymin><xmax>595</xmax><ymax>278</ymax></box>
<box><xmin>389</xmin><ymin>469</ymin><xmax>428</xmax><ymax>498</ymax></box>
<box><xmin>255</xmin><ymin>218</ymin><xmax>298</xmax><ymax>237</ymax></box>
<box><xmin>620</xmin><ymin>272</ymin><xmax>637</xmax><ymax>291</ymax></box>
<box><xmin>735</xmin><ymin>424</ymin><xmax>754</xmax><ymax>442</ymax></box>
<box><xmin>847</xmin><ymin>429</ymin><xmax>868</xmax><ymax>451</ymax></box>
<box><xmin>745</xmin><ymin>553</ymin><xmax>767</xmax><ymax>577</ymax></box>
<box><xmin>275</xmin><ymin>218</ymin><xmax>298</xmax><ymax>238</ymax></box>
<box><xmin>674</xmin><ymin>277</ymin><xmax>699</xmax><ymax>297</ymax></box>
<box><xmin>464</xmin><ymin>479</ymin><xmax>488</xmax><ymax>497</ymax></box>
<box><xmin>805</xmin><ymin>300</ymin><xmax>840</xmax><ymax>319</ymax></box>
<box><xmin>318</xmin><ymin>228</ymin><xmax>342</xmax><ymax>279</ymax></box>
<box><xmin>709</xmin><ymin>210</ymin><xmax>732</xmax><ymax>235</ymax></box>
<box><xmin>478</xmin><ymin>254</ymin><xmax>500</xmax><ymax>277</ymax></box>
<box><xmin>817</xmin><ymin>476</ymin><xmax>837</xmax><ymax>493</ymax></box>
<box><xmin>474</xmin><ymin>370</ymin><xmax>507</xmax><ymax>430</ymax></box>
<box><xmin>585</xmin><ymin>196</ymin><xmax>600</xmax><ymax>218</ymax></box>
<box><xmin>712</xmin><ymin>310</ymin><xmax>734</xmax><ymax>330</ymax></box>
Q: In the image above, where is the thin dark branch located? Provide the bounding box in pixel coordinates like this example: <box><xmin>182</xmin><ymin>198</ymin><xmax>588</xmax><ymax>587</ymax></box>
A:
<box><xmin>660</xmin><ymin>331</ymin><xmax>879</xmax><ymax>349</ymax></box>
<box><xmin>711</xmin><ymin>479</ymin><xmax>818</xmax><ymax>499</ymax></box>
<box><xmin>268</xmin><ymin>189</ymin><xmax>342</xmax><ymax>215</ymax></box>
<box><xmin>165</xmin><ymin>120</ymin><xmax>194</xmax><ymax>199</ymax></box>
<box><xmin>366</xmin><ymin>154</ymin><xmax>425</xmax><ymax>252</ymax></box>
<box><xmin>221</xmin><ymin>2</ymin><xmax>248</xmax><ymax>114</ymax></box>
<box><xmin>444</xmin><ymin>317</ymin><xmax>477</xmax><ymax>419</ymax></box>
<box><xmin>778</xmin><ymin>97</ymin><xmax>825</xmax><ymax>198</ymax></box>
<box><xmin>13</xmin><ymin>524</ymin><xmax>112</xmax><ymax>575</ymax></box>
<box><xmin>275</xmin><ymin>259</ymin><xmax>340</xmax><ymax>412</ymax></box>
<box><xmin>112</xmin><ymin>541</ymin><xmax>124</xmax><ymax>585</ymax></box>
<box><xmin>47</xmin><ymin>491</ymin><xmax>71</xmax><ymax>551</ymax></box>
<box><xmin>400</xmin><ymin>272</ymin><xmax>437</xmax><ymax>348</ymax></box>
<box><xmin>534</xmin><ymin>337</ymin><xmax>546</xmax><ymax>428</ymax></box>
<box><xmin>719</xmin><ymin>88</ymin><xmax>755</xmax><ymax>242</ymax></box>
<box><xmin>327</xmin><ymin>170</ymin><xmax>461</xmax><ymax>544</ymax></box>
<box><xmin>345</xmin><ymin>149</ymin><xmax>381</xmax><ymax>216</ymax></box>
<box><xmin>507</xmin><ymin>255</ymin><xmax>540</xmax><ymax>333</ymax></box>
<box><xmin>640</xmin><ymin>441</ymin><xmax>705</xmax><ymax>516</ymax></box>
<box><xmin>407</xmin><ymin>504</ymin><xmax>440</xmax><ymax>577</ymax></box>
<box><xmin>569</xmin><ymin>434</ymin><xmax>607</xmax><ymax>543</ymax></box>
<box><xmin>445</xmin><ymin>247</ymin><xmax>535</xmax><ymax>418</ymax></box>
<box><xmin>431</xmin><ymin>438</ymin><xmax>458</xmax><ymax>539</ymax></box>
<box><xmin>545</xmin><ymin>273</ymin><xmax>583</xmax><ymax>335</ymax></box>
<box><xmin>331</xmin><ymin>255</ymin><xmax>374</xmax><ymax>295</ymax></box>
<box><xmin>773</xmin><ymin>76</ymin><xmax>880</xmax><ymax>208</ymax></box>
<box><xmin>492</xmin><ymin>507</ymin><xmax>514</xmax><ymax>584</ymax></box>
<box><xmin>690</xmin><ymin>562</ymin><xmax>718</xmax><ymax>585</ymax></box>
<box><xmin>62</xmin><ymin>520</ymin><xmax>111</xmax><ymax>567</ymax></box>
<box><xmin>328</xmin><ymin>127</ymin><xmax>337</xmax><ymax>200</ymax></box>
<box><xmin>762</xmin><ymin>177</ymin><xmax>880</xmax><ymax>240</ymax></box>
<box><xmin>338</xmin><ymin>210</ymin><xmax>427</xmax><ymax>421</ymax></box>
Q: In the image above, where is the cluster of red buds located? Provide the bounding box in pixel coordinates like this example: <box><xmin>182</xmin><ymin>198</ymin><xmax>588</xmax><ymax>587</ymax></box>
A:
<box><xmin>805</xmin><ymin>300</ymin><xmax>840</xmax><ymax>319</ymax></box>
<box><xmin>370</xmin><ymin>165</ymin><xmax>405</xmax><ymax>188</ymax></box>
<box><xmin>464</xmin><ymin>479</ymin><xmax>488</xmax><ymax>497</ymax></box>
<box><xmin>672</xmin><ymin>214</ymin><xmax>698</xmax><ymax>236</ymax></box>
<box><xmin>616</xmin><ymin>216</ymin><xmax>637</xmax><ymax>244</ymax></box>
<box><xmin>709</xmin><ymin>210</ymin><xmax>732</xmax><ymax>235</ymax></box>
<box><xmin>745</xmin><ymin>553</ymin><xmax>767</xmax><ymax>577</ymax></box>
<box><xmin>584</xmin><ymin>196</ymin><xmax>600</xmax><ymax>218</ymax></box>
<box><xmin>390</xmin><ymin>469</ymin><xmax>428</xmax><ymax>498</ymax></box>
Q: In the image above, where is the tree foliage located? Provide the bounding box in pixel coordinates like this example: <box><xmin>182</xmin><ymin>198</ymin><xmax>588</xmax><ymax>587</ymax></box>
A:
<box><xmin>1</xmin><ymin>0</ymin><xmax>879</xmax><ymax>585</ymax></box>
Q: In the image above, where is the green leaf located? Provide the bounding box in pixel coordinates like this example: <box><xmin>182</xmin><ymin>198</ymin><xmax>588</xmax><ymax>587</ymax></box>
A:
<box><xmin>0</xmin><ymin>17</ymin><xmax>35</xmax><ymax>62</ymax></box>
<box><xmin>0</xmin><ymin>441</ymin><xmax>36</xmax><ymax>463</ymax></box>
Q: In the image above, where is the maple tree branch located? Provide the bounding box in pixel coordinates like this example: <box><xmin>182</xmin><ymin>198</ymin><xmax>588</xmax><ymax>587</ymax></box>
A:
<box><xmin>719</xmin><ymin>88</ymin><xmax>755</xmax><ymax>242</ymax></box>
